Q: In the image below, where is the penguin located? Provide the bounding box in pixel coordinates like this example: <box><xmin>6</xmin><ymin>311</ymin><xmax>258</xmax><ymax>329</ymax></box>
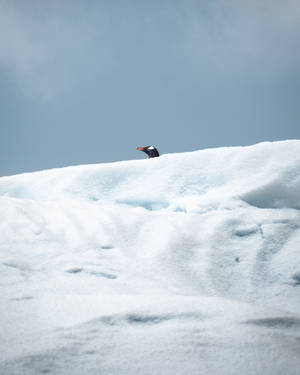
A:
<box><xmin>137</xmin><ymin>146</ymin><xmax>160</xmax><ymax>158</ymax></box>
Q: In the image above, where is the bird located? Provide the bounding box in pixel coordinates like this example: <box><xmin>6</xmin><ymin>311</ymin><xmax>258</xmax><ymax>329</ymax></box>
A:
<box><xmin>137</xmin><ymin>146</ymin><xmax>160</xmax><ymax>158</ymax></box>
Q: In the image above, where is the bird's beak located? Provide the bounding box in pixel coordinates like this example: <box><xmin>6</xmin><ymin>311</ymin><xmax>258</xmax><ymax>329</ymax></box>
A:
<box><xmin>137</xmin><ymin>147</ymin><xmax>144</xmax><ymax>151</ymax></box>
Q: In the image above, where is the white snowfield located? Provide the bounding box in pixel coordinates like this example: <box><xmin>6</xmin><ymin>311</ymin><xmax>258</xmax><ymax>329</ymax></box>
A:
<box><xmin>1</xmin><ymin>140</ymin><xmax>300</xmax><ymax>375</ymax></box>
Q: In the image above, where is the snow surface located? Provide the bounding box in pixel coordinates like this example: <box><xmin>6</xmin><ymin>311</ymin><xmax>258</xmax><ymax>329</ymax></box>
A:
<box><xmin>1</xmin><ymin>140</ymin><xmax>300</xmax><ymax>374</ymax></box>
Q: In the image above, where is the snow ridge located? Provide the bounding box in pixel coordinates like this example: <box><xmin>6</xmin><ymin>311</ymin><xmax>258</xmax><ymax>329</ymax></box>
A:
<box><xmin>1</xmin><ymin>140</ymin><xmax>300</xmax><ymax>374</ymax></box>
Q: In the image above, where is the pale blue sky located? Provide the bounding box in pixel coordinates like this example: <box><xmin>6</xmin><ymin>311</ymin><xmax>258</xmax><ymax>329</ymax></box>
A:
<box><xmin>1</xmin><ymin>0</ymin><xmax>299</xmax><ymax>176</ymax></box>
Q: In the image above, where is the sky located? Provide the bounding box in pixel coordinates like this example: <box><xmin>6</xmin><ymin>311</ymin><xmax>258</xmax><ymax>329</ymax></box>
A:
<box><xmin>0</xmin><ymin>0</ymin><xmax>299</xmax><ymax>177</ymax></box>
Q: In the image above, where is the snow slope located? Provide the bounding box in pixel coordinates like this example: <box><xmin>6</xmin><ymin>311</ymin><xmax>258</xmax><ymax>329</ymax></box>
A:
<box><xmin>1</xmin><ymin>140</ymin><xmax>300</xmax><ymax>374</ymax></box>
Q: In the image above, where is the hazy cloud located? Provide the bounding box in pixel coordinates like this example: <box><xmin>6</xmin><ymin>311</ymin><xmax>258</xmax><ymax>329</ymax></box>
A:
<box><xmin>1</xmin><ymin>0</ymin><xmax>299</xmax><ymax>99</ymax></box>
<box><xmin>0</xmin><ymin>0</ymin><xmax>113</xmax><ymax>99</ymax></box>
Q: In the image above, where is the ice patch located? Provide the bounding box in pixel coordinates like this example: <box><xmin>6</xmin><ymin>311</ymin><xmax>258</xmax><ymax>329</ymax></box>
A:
<box><xmin>292</xmin><ymin>271</ymin><xmax>300</xmax><ymax>285</ymax></box>
<box><xmin>100</xmin><ymin>245</ymin><xmax>114</xmax><ymax>250</ymax></box>
<box><xmin>241</xmin><ymin>176</ymin><xmax>300</xmax><ymax>210</ymax></box>
<box><xmin>116</xmin><ymin>198</ymin><xmax>169</xmax><ymax>211</ymax></box>
<box><xmin>234</xmin><ymin>225</ymin><xmax>259</xmax><ymax>237</ymax></box>
<box><xmin>245</xmin><ymin>317</ymin><xmax>300</xmax><ymax>329</ymax></box>
<box><xmin>65</xmin><ymin>267</ymin><xmax>83</xmax><ymax>274</ymax></box>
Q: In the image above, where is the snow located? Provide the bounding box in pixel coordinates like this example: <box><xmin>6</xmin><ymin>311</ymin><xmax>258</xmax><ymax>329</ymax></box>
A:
<box><xmin>0</xmin><ymin>140</ymin><xmax>300</xmax><ymax>374</ymax></box>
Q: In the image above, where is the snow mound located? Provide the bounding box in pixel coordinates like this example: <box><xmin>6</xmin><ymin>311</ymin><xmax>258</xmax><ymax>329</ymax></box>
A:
<box><xmin>1</xmin><ymin>140</ymin><xmax>300</xmax><ymax>374</ymax></box>
<box><xmin>1</xmin><ymin>140</ymin><xmax>300</xmax><ymax>210</ymax></box>
<box><xmin>1</xmin><ymin>140</ymin><xmax>300</xmax><ymax>303</ymax></box>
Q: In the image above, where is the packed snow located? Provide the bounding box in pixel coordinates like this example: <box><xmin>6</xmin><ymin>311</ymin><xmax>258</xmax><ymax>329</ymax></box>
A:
<box><xmin>0</xmin><ymin>140</ymin><xmax>300</xmax><ymax>374</ymax></box>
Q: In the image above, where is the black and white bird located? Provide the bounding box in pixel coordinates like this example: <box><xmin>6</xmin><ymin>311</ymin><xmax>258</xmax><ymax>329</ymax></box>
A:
<box><xmin>137</xmin><ymin>146</ymin><xmax>160</xmax><ymax>158</ymax></box>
